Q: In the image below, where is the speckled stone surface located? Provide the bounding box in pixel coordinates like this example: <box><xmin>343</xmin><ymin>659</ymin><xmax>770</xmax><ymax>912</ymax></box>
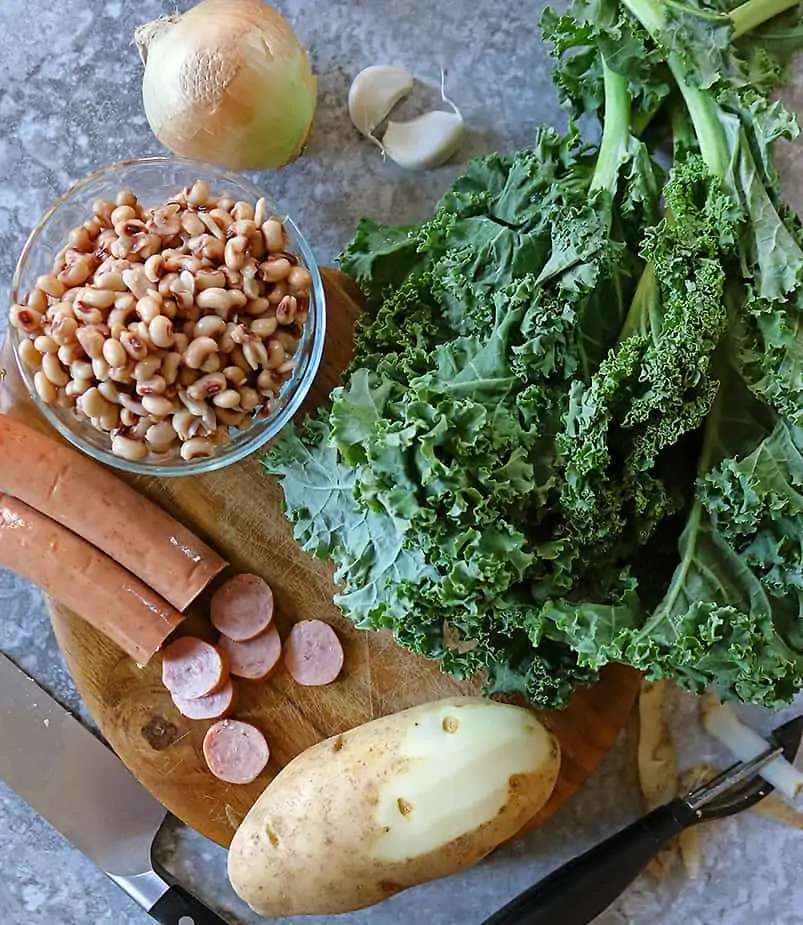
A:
<box><xmin>1</xmin><ymin>1</ymin><xmax>802</xmax><ymax>923</ymax></box>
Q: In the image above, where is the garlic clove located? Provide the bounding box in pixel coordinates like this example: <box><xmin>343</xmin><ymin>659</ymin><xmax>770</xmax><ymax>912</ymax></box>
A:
<box><xmin>348</xmin><ymin>66</ymin><xmax>415</xmax><ymax>146</ymax></box>
<box><xmin>381</xmin><ymin>110</ymin><xmax>465</xmax><ymax>171</ymax></box>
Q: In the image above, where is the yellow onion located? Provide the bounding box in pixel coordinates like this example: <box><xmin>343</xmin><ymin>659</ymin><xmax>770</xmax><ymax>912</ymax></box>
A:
<box><xmin>135</xmin><ymin>0</ymin><xmax>317</xmax><ymax>171</ymax></box>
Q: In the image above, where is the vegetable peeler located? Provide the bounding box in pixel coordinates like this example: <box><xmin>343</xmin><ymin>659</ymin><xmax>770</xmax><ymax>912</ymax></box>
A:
<box><xmin>482</xmin><ymin>714</ymin><xmax>803</xmax><ymax>925</ymax></box>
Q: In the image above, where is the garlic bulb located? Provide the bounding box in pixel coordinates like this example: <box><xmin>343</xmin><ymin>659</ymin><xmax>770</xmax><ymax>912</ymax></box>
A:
<box><xmin>135</xmin><ymin>0</ymin><xmax>317</xmax><ymax>172</ymax></box>
<box><xmin>348</xmin><ymin>66</ymin><xmax>414</xmax><ymax>146</ymax></box>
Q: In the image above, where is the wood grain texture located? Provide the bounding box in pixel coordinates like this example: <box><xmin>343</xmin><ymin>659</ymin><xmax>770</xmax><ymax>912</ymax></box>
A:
<box><xmin>1</xmin><ymin>269</ymin><xmax>640</xmax><ymax>849</ymax></box>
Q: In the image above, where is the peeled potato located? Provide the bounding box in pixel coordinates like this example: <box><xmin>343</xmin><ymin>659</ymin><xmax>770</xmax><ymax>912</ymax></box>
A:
<box><xmin>228</xmin><ymin>696</ymin><xmax>560</xmax><ymax>916</ymax></box>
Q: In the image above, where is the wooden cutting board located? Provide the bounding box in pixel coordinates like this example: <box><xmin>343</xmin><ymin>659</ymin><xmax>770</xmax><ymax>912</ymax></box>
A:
<box><xmin>0</xmin><ymin>268</ymin><xmax>639</xmax><ymax>849</ymax></box>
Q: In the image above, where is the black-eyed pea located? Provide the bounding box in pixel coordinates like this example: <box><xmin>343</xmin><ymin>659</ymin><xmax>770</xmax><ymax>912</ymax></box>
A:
<box><xmin>115</xmin><ymin>190</ymin><xmax>139</xmax><ymax>209</ymax></box>
<box><xmin>70</xmin><ymin>359</ymin><xmax>94</xmax><ymax>382</ymax></box>
<box><xmin>42</xmin><ymin>353</ymin><xmax>69</xmax><ymax>387</ymax></box>
<box><xmin>136</xmin><ymin>296</ymin><xmax>162</xmax><ymax>324</ymax></box>
<box><xmin>245</xmin><ymin>297</ymin><xmax>271</xmax><ymax>316</ymax></box>
<box><xmin>195</xmin><ymin>288</ymin><xmax>231</xmax><ymax>315</ymax></box>
<box><xmin>120</xmin><ymin>330</ymin><xmax>149</xmax><ymax>361</ymax></box>
<box><xmin>261</xmin><ymin>219</ymin><xmax>285</xmax><ymax>253</ymax></box>
<box><xmin>109</xmin><ymin>364</ymin><xmax>134</xmax><ymax>384</ymax></box>
<box><xmin>36</xmin><ymin>274</ymin><xmax>65</xmax><ymax>298</ymax></box>
<box><xmin>55</xmin><ymin>388</ymin><xmax>74</xmax><ymax>409</ymax></box>
<box><xmin>275</xmin><ymin>329</ymin><xmax>300</xmax><ymax>354</ymax></box>
<box><xmin>287</xmin><ymin>266</ymin><xmax>312</xmax><ymax>295</ymax></box>
<box><xmin>120</xmin><ymin>408</ymin><xmax>138</xmax><ymax>428</ymax></box>
<box><xmin>65</xmin><ymin>378</ymin><xmax>92</xmax><ymax>400</ymax></box>
<box><xmin>178</xmin><ymin>389</ymin><xmax>208</xmax><ymax>417</ymax></box>
<box><xmin>242</xmin><ymin>270</ymin><xmax>261</xmax><ymax>301</ymax></box>
<box><xmin>119</xmin><ymin>393</ymin><xmax>147</xmax><ymax>416</ymax></box>
<box><xmin>114</xmin><ymin>292</ymin><xmax>137</xmax><ymax>313</ymax></box>
<box><xmin>34</xmin><ymin>371</ymin><xmax>57</xmax><ymax>404</ymax></box>
<box><xmin>92</xmin><ymin>357</ymin><xmax>111</xmax><ymax>382</ymax></box>
<box><xmin>57</xmin><ymin>342</ymin><xmax>84</xmax><ymax>366</ymax></box>
<box><xmin>28</xmin><ymin>288</ymin><xmax>49</xmax><ymax>313</ymax></box>
<box><xmin>122</xmin><ymin>267</ymin><xmax>151</xmax><ymax>301</ymax></box>
<box><xmin>222</xmin><ymin>365</ymin><xmax>247</xmax><ymax>387</ymax></box>
<box><xmin>98</xmin><ymin>403</ymin><xmax>121</xmax><ymax>432</ymax></box>
<box><xmin>268</xmin><ymin>281</ymin><xmax>289</xmax><ymax>305</ymax></box>
<box><xmin>232</xmin><ymin>201</ymin><xmax>255</xmax><ymax>223</ymax></box>
<box><xmin>146</xmin><ymin>421</ymin><xmax>177</xmax><ymax>450</ymax></box>
<box><xmin>73</xmin><ymin>301</ymin><xmax>105</xmax><ymax>326</ymax></box>
<box><xmin>141</xmin><ymin>395</ymin><xmax>175</xmax><ymax>417</ymax></box>
<box><xmin>276</xmin><ymin>295</ymin><xmax>298</xmax><ymax>326</ymax></box>
<box><xmin>75</xmin><ymin>326</ymin><xmax>104</xmax><ymax>360</ymax></box>
<box><xmin>266</xmin><ymin>339</ymin><xmax>286</xmax><ymax>370</ymax></box>
<box><xmin>230</xmin><ymin>344</ymin><xmax>250</xmax><ymax>373</ymax></box>
<box><xmin>216</xmin><ymin>407</ymin><xmax>247</xmax><ymax>429</ymax></box>
<box><xmin>94</xmin><ymin>271</ymin><xmax>128</xmax><ymax>292</ymax></box>
<box><xmin>111</xmin><ymin>434</ymin><xmax>148</xmax><ymax>462</ymax></box>
<box><xmin>254</xmin><ymin>198</ymin><xmax>268</xmax><ymax>227</ymax></box>
<box><xmin>98</xmin><ymin>380</ymin><xmax>121</xmax><ymax>404</ymax></box>
<box><xmin>158</xmin><ymin>272</ymin><xmax>180</xmax><ymax>296</ymax></box>
<box><xmin>173</xmin><ymin>332</ymin><xmax>190</xmax><ymax>355</ymax></box>
<box><xmin>180</xmin><ymin>437</ymin><xmax>216</xmax><ymax>461</ymax></box>
<box><xmin>225</xmin><ymin>235</ymin><xmax>250</xmax><ymax>272</ymax></box>
<box><xmin>187</xmin><ymin>372</ymin><xmax>226</xmax><ymax>401</ymax></box>
<box><xmin>144</xmin><ymin>254</ymin><xmax>165</xmax><ymax>283</ymax></box>
<box><xmin>187</xmin><ymin>179</ymin><xmax>210</xmax><ymax>207</ymax></box>
<box><xmin>81</xmin><ymin>287</ymin><xmax>117</xmax><ymax>310</ymax></box>
<box><xmin>103</xmin><ymin>338</ymin><xmax>128</xmax><ymax>368</ymax></box>
<box><xmin>132</xmin><ymin>355</ymin><xmax>161</xmax><ymax>383</ymax></box>
<box><xmin>200</xmin><ymin>353</ymin><xmax>221</xmax><ymax>374</ymax></box>
<box><xmin>92</xmin><ymin>199</ymin><xmax>116</xmax><ymax>223</ymax></box>
<box><xmin>50</xmin><ymin>297</ymin><xmax>77</xmax><ymax>316</ymax></box>
<box><xmin>79</xmin><ymin>387</ymin><xmax>111</xmax><ymax>420</ymax></box>
<box><xmin>161</xmin><ymin>299</ymin><xmax>178</xmax><ymax>320</ymax></box>
<box><xmin>171</xmin><ymin>410</ymin><xmax>195</xmax><ymax>442</ymax></box>
<box><xmin>243</xmin><ymin>340</ymin><xmax>269</xmax><ymax>370</ymax></box>
<box><xmin>222</xmin><ymin>267</ymin><xmax>243</xmax><ymax>290</ymax></box>
<box><xmin>250</xmin><ymin>317</ymin><xmax>278</xmax><ymax>339</ymax></box>
<box><xmin>160</xmin><ymin>352</ymin><xmax>181</xmax><ymax>386</ymax></box>
<box><xmin>183</xmin><ymin>335</ymin><xmax>218</xmax><ymax>369</ymax></box>
<box><xmin>194</xmin><ymin>315</ymin><xmax>227</xmax><ymax>339</ymax></box>
<box><xmin>9</xmin><ymin>304</ymin><xmax>43</xmax><ymax>334</ymax></box>
<box><xmin>137</xmin><ymin>376</ymin><xmax>167</xmax><ymax>398</ymax></box>
<box><xmin>110</xmin><ymin>236</ymin><xmax>134</xmax><ymax>260</ymax></box>
<box><xmin>68</xmin><ymin>226</ymin><xmax>93</xmax><ymax>252</ymax></box>
<box><xmin>34</xmin><ymin>334</ymin><xmax>59</xmax><ymax>355</ymax></box>
<box><xmin>111</xmin><ymin>205</ymin><xmax>137</xmax><ymax>227</ymax></box>
<box><xmin>18</xmin><ymin>338</ymin><xmax>42</xmax><ymax>369</ymax></box>
<box><xmin>148</xmin><ymin>315</ymin><xmax>174</xmax><ymax>349</ymax></box>
<box><xmin>212</xmin><ymin>388</ymin><xmax>241</xmax><ymax>409</ymax></box>
<box><xmin>277</xmin><ymin>358</ymin><xmax>296</xmax><ymax>376</ymax></box>
<box><xmin>257</xmin><ymin>369</ymin><xmax>281</xmax><ymax>394</ymax></box>
<box><xmin>181</xmin><ymin>211</ymin><xmax>206</xmax><ymax>237</ymax></box>
<box><xmin>239</xmin><ymin>386</ymin><xmax>260</xmax><ymax>412</ymax></box>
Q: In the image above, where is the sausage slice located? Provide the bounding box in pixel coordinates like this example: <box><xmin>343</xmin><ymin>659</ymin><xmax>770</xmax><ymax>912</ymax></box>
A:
<box><xmin>284</xmin><ymin>620</ymin><xmax>344</xmax><ymax>687</ymax></box>
<box><xmin>203</xmin><ymin>720</ymin><xmax>270</xmax><ymax>784</ymax></box>
<box><xmin>161</xmin><ymin>637</ymin><xmax>229</xmax><ymax>700</ymax></box>
<box><xmin>218</xmin><ymin>626</ymin><xmax>282</xmax><ymax>681</ymax></box>
<box><xmin>172</xmin><ymin>679</ymin><xmax>237</xmax><ymax>720</ymax></box>
<box><xmin>210</xmin><ymin>573</ymin><xmax>274</xmax><ymax>641</ymax></box>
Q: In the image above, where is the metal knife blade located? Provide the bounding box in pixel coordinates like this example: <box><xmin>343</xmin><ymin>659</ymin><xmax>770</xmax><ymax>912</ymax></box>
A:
<box><xmin>0</xmin><ymin>652</ymin><xmax>230</xmax><ymax>924</ymax></box>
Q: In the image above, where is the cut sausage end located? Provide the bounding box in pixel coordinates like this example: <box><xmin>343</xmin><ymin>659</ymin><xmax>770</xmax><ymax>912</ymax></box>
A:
<box><xmin>161</xmin><ymin>636</ymin><xmax>229</xmax><ymax>700</ymax></box>
<box><xmin>211</xmin><ymin>573</ymin><xmax>274</xmax><ymax>641</ymax></box>
<box><xmin>203</xmin><ymin>719</ymin><xmax>270</xmax><ymax>785</ymax></box>
<box><xmin>217</xmin><ymin>626</ymin><xmax>282</xmax><ymax>681</ymax></box>
<box><xmin>284</xmin><ymin>620</ymin><xmax>344</xmax><ymax>687</ymax></box>
<box><xmin>172</xmin><ymin>679</ymin><xmax>237</xmax><ymax>720</ymax></box>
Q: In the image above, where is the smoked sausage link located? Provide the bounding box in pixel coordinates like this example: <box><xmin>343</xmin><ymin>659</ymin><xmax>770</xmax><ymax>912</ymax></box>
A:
<box><xmin>0</xmin><ymin>493</ymin><xmax>182</xmax><ymax>664</ymax></box>
<box><xmin>0</xmin><ymin>415</ymin><xmax>227</xmax><ymax>611</ymax></box>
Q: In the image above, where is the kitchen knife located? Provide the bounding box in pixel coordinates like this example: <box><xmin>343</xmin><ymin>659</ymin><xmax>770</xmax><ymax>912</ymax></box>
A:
<box><xmin>0</xmin><ymin>652</ymin><xmax>229</xmax><ymax>925</ymax></box>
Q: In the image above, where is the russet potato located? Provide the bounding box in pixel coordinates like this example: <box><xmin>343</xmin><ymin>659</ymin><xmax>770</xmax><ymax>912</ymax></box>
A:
<box><xmin>228</xmin><ymin>696</ymin><xmax>561</xmax><ymax>916</ymax></box>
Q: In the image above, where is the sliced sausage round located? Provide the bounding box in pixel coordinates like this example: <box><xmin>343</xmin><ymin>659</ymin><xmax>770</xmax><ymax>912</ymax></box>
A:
<box><xmin>218</xmin><ymin>626</ymin><xmax>282</xmax><ymax>681</ymax></box>
<box><xmin>172</xmin><ymin>679</ymin><xmax>237</xmax><ymax>720</ymax></box>
<box><xmin>161</xmin><ymin>636</ymin><xmax>229</xmax><ymax>700</ymax></box>
<box><xmin>203</xmin><ymin>720</ymin><xmax>270</xmax><ymax>785</ymax></box>
<box><xmin>210</xmin><ymin>573</ymin><xmax>274</xmax><ymax>641</ymax></box>
<box><xmin>284</xmin><ymin>620</ymin><xmax>344</xmax><ymax>687</ymax></box>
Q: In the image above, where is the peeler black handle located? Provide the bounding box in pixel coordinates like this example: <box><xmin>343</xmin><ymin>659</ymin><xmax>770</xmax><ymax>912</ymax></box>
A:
<box><xmin>481</xmin><ymin>798</ymin><xmax>699</xmax><ymax>925</ymax></box>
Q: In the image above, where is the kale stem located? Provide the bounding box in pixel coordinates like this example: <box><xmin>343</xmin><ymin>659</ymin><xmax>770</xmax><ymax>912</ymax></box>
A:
<box><xmin>590</xmin><ymin>57</ymin><xmax>632</xmax><ymax>194</ymax></box>
<box><xmin>730</xmin><ymin>0</ymin><xmax>801</xmax><ymax>38</ymax></box>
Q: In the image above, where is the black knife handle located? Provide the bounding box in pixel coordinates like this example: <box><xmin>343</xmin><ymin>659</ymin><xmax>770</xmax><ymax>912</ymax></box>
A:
<box><xmin>149</xmin><ymin>884</ymin><xmax>230</xmax><ymax>925</ymax></box>
<box><xmin>481</xmin><ymin>799</ymin><xmax>699</xmax><ymax>925</ymax></box>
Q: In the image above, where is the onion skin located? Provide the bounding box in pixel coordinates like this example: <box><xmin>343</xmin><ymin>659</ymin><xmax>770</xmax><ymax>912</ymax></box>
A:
<box><xmin>138</xmin><ymin>0</ymin><xmax>317</xmax><ymax>171</ymax></box>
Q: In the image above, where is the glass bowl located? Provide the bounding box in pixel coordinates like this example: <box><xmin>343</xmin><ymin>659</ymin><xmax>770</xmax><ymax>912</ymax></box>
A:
<box><xmin>8</xmin><ymin>157</ymin><xmax>326</xmax><ymax>477</ymax></box>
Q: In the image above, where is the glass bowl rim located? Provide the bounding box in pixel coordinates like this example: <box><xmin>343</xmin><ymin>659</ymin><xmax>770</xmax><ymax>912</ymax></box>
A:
<box><xmin>9</xmin><ymin>155</ymin><xmax>327</xmax><ymax>477</ymax></box>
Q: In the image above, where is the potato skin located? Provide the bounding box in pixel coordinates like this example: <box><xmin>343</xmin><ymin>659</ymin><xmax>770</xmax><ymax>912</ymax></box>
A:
<box><xmin>228</xmin><ymin>696</ymin><xmax>561</xmax><ymax>916</ymax></box>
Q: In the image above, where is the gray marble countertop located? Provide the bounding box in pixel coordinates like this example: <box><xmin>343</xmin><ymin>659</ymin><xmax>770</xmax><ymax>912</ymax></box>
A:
<box><xmin>1</xmin><ymin>1</ymin><xmax>802</xmax><ymax>923</ymax></box>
